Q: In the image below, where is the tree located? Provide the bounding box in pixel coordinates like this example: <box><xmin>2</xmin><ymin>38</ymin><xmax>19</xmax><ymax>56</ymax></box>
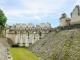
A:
<box><xmin>0</xmin><ymin>9</ymin><xmax>7</xmax><ymax>30</ymax></box>
<box><xmin>39</xmin><ymin>31</ymin><xmax>42</xmax><ymax>39</ymax></box>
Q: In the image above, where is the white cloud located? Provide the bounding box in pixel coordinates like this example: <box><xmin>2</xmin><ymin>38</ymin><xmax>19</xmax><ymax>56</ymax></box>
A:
<box><xmin>32</xmin><ymin>15</ymin><xmax>41</xmax><ymax>20</ymax></box>
<box><xmin>19</xmin><ymin>0</ymin><xmax>68</xmax><ymax>13</ymax></box>
<box><xmin>5</xmin><ymin>9</ymin><xmax>27</xmax><ymax>18</ymax></box>
<box><xmin>75</xmin><ymin>0</ymin><xmax>80</xmax><ymax>5</ymax></box>
<box><xmin>0</xmin><ymin>0</ymin><xmax>76</xmax><ymax>27</ymax></box>
<box><xmin>3</xmin><ymin>0</ymin><xmax>69</xmax><ymax>20</ymax></box>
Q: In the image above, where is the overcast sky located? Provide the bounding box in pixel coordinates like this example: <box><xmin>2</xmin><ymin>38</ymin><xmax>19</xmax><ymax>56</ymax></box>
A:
<box><xmin>0</xmin><ymin>0</ymin><xmax>80</xmax><ymax>27</ymax></box>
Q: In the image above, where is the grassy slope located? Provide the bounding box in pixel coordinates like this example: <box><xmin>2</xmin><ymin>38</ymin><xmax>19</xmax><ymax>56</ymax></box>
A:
<box><xmin>30</xmin><ymin>30</ymin><xmax>80</xmax><ymax>60</ymax></box>
<box><xmin>9</xmin><ymin>48</ymin><xmax>40</xmax><ymax>60</ymax></box>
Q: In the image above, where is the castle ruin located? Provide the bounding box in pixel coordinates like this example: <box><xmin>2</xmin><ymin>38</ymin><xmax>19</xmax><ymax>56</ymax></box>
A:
<box><xmin>60</xmin><ymin>5</ymin><xmax>80</xmax><ymax>27</ymax></box>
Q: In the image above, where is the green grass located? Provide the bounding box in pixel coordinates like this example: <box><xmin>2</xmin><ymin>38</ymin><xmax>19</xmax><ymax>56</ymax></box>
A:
<box><xmin>9</xmin><ymin>48</ymin><xmax>40</xmax><ymax>60</ymax></box>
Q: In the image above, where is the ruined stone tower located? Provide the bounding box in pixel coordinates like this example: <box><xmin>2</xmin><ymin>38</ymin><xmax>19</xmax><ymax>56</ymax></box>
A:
<box><xmin>71</xmin><ymin>5</ymin><xmax>80</xmax><ymax>24</ymax></box>
<box><xmin>60</xmin><ymin>13</ymin><xmax>71</xmax><ymax>27</ymax></box>
<box><xmin>60</xmin><ymin>5</ymin><xmax>80</xmax><ymax>27</ymax></box>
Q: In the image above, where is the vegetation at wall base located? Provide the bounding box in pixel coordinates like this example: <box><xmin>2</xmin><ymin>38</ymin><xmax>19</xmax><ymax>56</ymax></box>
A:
<box><xmin>9</xmin><ymin>48</ymin><xmax>40</xmax><ymax>60</ymax></box>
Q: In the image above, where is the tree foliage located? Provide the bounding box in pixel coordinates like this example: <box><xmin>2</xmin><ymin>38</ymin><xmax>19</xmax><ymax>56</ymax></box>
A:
<box><xmin>0</xmin><ymin>9</ymin><xmax>7</xmax><ymax>30</ymax></box>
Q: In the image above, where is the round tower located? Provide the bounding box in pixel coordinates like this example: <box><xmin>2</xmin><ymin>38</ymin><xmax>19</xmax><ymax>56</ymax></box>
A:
<box><xmin>60</xmin><ymin>13</ymin><xmax>71</xmax><ymax>27</ymax></box>
<box><xmin>60</xmin><ymin>13</ymin><xmax>67</xmax><ymax>27</ymax></box>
